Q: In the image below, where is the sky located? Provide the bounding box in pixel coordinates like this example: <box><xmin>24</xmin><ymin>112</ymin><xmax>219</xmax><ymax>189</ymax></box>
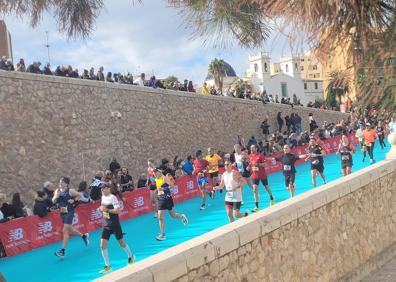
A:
<box><xmin>3</xmin><ymin>0</ymin><xmax>307</xmax><ymax>84</ymax></box>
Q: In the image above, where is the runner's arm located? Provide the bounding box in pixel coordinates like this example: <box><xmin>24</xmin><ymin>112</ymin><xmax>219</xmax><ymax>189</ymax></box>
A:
<box><xmin>214</xmin><ymin>175</ymin><xmax>225</xmax><ymax>190</ymax></box>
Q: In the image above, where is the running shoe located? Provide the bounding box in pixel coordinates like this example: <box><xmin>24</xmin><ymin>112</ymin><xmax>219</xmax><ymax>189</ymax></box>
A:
<box><xmin>244</xmin><ymin>211</ymin><xmax>250</xmax><ymax>217</ymax></box>
<box><xmin>82</xmin><ymin>233</ymin><xmax>90</xmax><ymax>246</ymax></box>
<box><xmin>153</xmin><ymin>213</ymin><xmax>158</xmax><ymax>218</ymax></box>
<box><xmin>252</xmin><ymin>207</ymin><xmax>259</xmax><ymax>213</ymax></box>
<box><xmin>200</xmin><ymin>204</ymin><xmax>206</xmax><ymax>210</ymax></box>
<box><xmin>370</xmin><ymin>159</ymin><xmax>376</xmax><ymax>164</ymax></box>
<box><xmin>99</xmin><ymin>265</ymin><xmax>112</xmax><ymax>274</ymax></box>
<box><xmin>181</xmin><ymin>214</ymin><xmax>188</xmax><ymax>226</ymax></box>
<box><xmin>270</xmin><ymin>199</ymin><xmax>275</xmax><ymax>206</ymax></box>
<box><xmin>54</xmin><ymin>249</ymin><xmax>65</xmax><ymax>258</ymax></box>
<box><xmin>128</xmin><ymin>255</ymin><xmax>136</xmax><ymax>265</ymax></box>
<box><xmin>156</xmin><ymin>234</ymin><xmax>166</xmax><ymax>241</ymax></box>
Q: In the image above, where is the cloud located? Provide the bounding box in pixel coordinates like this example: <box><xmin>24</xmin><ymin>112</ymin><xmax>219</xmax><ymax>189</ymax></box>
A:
<box><xmin>4</xmin><ymin>0</ymin><xmax>301</xmax><ymax>84</ymax></box>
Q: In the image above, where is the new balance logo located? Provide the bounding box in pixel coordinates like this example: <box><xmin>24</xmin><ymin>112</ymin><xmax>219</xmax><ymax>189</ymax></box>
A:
<box><xmin>90</xmin><ymin>209</ymin><xmax>102</xmax><ymax>220</ymax></box>
<box><xmin>9</xmin><ymin>228</ymin><xmax>24</xmax><ymax>242</ymax></box>
<box><xmin>133</xmin><ymin>196</ymin><xmax>144</xmax><ymax>208</ymax></box>
<box><xmin>170</xmin><ymin>186</ymin><xmax>179</xmax><ymax>195</ymax></box>
<box><xmin>38</xmin><ymin>221</ymin><xmax>53</xmax><ymax>234</ymax></box>
<box><xmin>186</xmin><ymin>181</ymin><xmax>195</xmax><ymax>190</ymax></box>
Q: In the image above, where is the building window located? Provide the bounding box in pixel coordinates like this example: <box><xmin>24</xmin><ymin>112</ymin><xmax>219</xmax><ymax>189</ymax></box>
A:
<box><xmin>300</xmin><ymin>66</ymin><xmax>304</xmax><ymax>71</ymax></box>
<box><xmin>254</xmin><ymin>63</ymin><xmax>258</xmax><ymax>72</ymax></box>
<box><xmin>313</xmin><ymin>65</ymin><xmax>318</xmax><ymax>70</ymax></box>
<box><xmin>285</xmin><ymin>64</ymin><xmax>289</xmax><ymax>73</ymax></box>
<box><xmin>304</xmin><ymin>82</ymin><xmax>307</xmax><ymax>90</ymax></box>
<box><xmin>281</xmin><ymin>82</ymin><xmax>288</xmax><ymax>97</ymax></box>
<box><xmin>264</xmin><ymin>63</ymin><xmax>268</xmax><ymax>72</ymax></box>
<box><xmin>314</xmin><ymin>82</ymin><xmax>318</xmax><ymax>89</ymax></box>
<box><xmin>295</xmin><ymin>63</ymin><xmax>298</xmax><ymax>71</ymax></box>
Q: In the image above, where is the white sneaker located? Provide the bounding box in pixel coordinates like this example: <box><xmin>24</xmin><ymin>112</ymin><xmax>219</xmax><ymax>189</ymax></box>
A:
<box><xmin>156</xmin><ymin>234</ymin><xmax>166</xmax><ymax>241</ymax></box>
<box><xmin>199</xmin><ymin>205</ymin><xmax>206</xmax><ymax>210</ymax></box>
<box><xmin>181</xmin><ymin>214</ymin><xmax>188</xmax><ymax>226</ymax></box>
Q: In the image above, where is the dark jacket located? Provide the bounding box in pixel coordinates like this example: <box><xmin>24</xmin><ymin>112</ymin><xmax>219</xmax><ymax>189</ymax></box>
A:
<box><xmin>33</xmin><ymin>197</ymin><xmax>49</xmax><ymax>217</ymax></box>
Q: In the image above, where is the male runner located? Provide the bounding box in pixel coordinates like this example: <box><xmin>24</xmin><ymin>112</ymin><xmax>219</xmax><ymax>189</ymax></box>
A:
<box><xmin>362</xmin><ymin>123</ymin><xmax>377</xmax><ymax>164</ymax></box>
<box><xmin>336</xmin><ymin>134</ymin><xmax>356</xmax><ymax>176</ymax></box>
<box><xmin>193</xmin><ymin>150</ymin><xmax>214</xmax><ymax>210</ymax></box>
<box><xmin>205</xmin><ymin>148</ymin><xmax>222</xmax><ymax>190</ymax></box>
<box><xmin>99</xmin><ymin>182</ymin><xmax>135</xmax><ymax>274</ymax></box>
<box><xmin>306</xmin><ymin>137</ymin><xmax>326</xmax><ymax>188</ymax></box>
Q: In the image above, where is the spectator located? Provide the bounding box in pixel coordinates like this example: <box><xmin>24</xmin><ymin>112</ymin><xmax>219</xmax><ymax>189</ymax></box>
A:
<box><xmin>82</xmin><ymin>69</ymin><xmax>90</xmax><ymax>79</ymax></box>
<box><xmin>158</xmin><ymin>158</ymin><xmax>175</xmax><ymax>176</ymax></box>
<box><xmin>247</xmin><ymin>136</ymin><xmax>257</xmax><ymax>148</ymax></box>
<box><xmin>277</xmin><ymin>112</ymin><xmax>284</xmax><ymax>132</ymax></box>
<box><xmin>90</xmin><ymin>171</ymin><xmax>104</xmax><ymax>201</ymax></box>
<box><xmin>201</xmin><ymin>82</ymin><xmax>209</xmax><ymax>95</ymax></box>
<box><xmin>0</xmin><ymin>208</ymin><xmax>3</xmax><ymax>222</ymax></box>
<box><xmin>292</xmin><ymin>94</ymin><xmax>298</xmax><ymax>105</ymax></box>
<box><xmin>97</xmin><ymin>66</ymin><xmax>105</xmax><ymax>81</ymax></box>
<box><xmin>89</xmin><ymin>67</ymin><xmax>96</xmax><ymax>80</ymax></box>
<box><xmin>133</xmin><ymin>73</ymin><xmax>145</xmax><ymax>86</ymax></box>
<box><xmin>4</xmin><ymin>59</ymin><xmax>14</xmax><ymax>71</ymax></box>
<box><xmin>0</xmin><ymin>193</ymin><xmax>15</xmax><ymax>220</ymax></box>
<box><xmin>11</xmin><ymin>193</ymin><xmax>29</xmax><ymax>218</ymax></box>
<box><xmin>181</xmin><ymin>155</ymin><xmax>194</xmax><ymax>175</ymax></box>
<box><xmin>156</xmin><ymin>79</ymin><xmax>165</xmax><ymax>89</ymax></box>
<box><xmin>0</xmin><ymin>56</ymin><xmax>6</xmax><ymax>69</ymax></box>
<box><xmin>33</xmin><ymin>190</ymin><xmax>50</xmax><ymax>217</ymax></box>
<box><xmin>187</xmin><ymin>81</ymin><xmax>196</xmax><ymax>92</ymax></box>
<box><xmin>26</xmin><ymin>61</ymin><xmax>42</xmax><ymax>74</ymax></box>
<box><xmin>55</xmin><ymin>65</ymin><xmax>66</xmax><ymax>76</ymax></box>
<box><xmin>137</xmin><ymin>173</ymin><xmax>147</xmax><ymax>188</ymax></box>
<box><xmin>70</xmin><ymin>68</ymin><xmax>79</xmax><ymax>78</ymax></box>
<box><xmin>42</xmin><ymin>181</ymin><xmax>55</xmax><ymax>208</ymax></box>
<box><xmin>43</xmin><ymin>63</ymin><xmax>52</xmax><ymax>75</ymax></box>
<box><xmin>78</xmin><ymin>181</ymin><xmax>91</xmax><ymax>203</ymax></box>
<box><xmin>16</xmin><ymin>58</ymin><xmax>26</xmax><ymax>72</ymax></box>
<box><xmin>109</xmin><ymin>159</ymin><xmax>121</xmax><ymax>174</ymax></box>
<box><xmin>260</xmin><ymin>118</ymin><xmax>270</xmax><ymax>139</ymax></box>
<box><xmin>106</xmin><ymin>72</ymin><xmax>114</xmax><ymax>83</ymax></box>
<box><xmin>148</xmin><ymin>76</ymin><xmax>157</xmax><ymax>88</ymax></box>
<box><xmin>309</xmin><ymin>113</ymin><xmax>318</xmax><ymax>133</ymax></box>
<box><xmin>119</xmin><ymin>167</ymin><xmax>134</xmax><ymax>192</ymax></box>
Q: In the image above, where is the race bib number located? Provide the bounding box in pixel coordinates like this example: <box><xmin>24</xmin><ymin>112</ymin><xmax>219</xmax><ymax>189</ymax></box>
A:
<box><xmin>60</xmin><ymin>207</ymin><xmax>68</xmax><ymax>213</ymax></box>
<box><xmin>283</xmin><ymin>165</ymin><xmax>292</xmax><ymax>171</ymax></box>
<box><xmin>226</xmin><ymin>191</ymin><xmax>233</xmax><ymax>199</ymax></box>
<box><xmin>342</xmin><ymin>155</ymin><xmax>350</xmax><ymax>161</ymax></box>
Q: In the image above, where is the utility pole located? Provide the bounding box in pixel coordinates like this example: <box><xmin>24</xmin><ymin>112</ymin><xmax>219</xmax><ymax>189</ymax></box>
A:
<box><xmin>45</xmin><ymin>31</ymin><xmax>51</xmax><ymax>65</ymax></box>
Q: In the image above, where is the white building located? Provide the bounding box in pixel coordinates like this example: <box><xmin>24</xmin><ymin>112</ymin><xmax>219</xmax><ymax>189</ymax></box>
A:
<box><xmin>247</xmin><ymin>52</ymin><xmax>323</xmax><ymax>105</ymax></box>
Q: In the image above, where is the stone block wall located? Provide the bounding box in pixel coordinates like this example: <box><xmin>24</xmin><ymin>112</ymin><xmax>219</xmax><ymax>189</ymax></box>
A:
<box><xmin>0</xmin><ymin>71</ymin><xmax>347</xmax><ymax>204</ymax></box>
<box><xmin>96</xmin><ymin>160</ymin><xmax>396</xmax><ymax>282</ymax></box>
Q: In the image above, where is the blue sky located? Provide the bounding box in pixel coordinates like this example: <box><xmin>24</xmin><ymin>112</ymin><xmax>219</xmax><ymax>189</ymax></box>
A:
<box><xmin>3</xmin><ymin>0</ymin><xmax>306</xmax><ymax>84</ymax></box>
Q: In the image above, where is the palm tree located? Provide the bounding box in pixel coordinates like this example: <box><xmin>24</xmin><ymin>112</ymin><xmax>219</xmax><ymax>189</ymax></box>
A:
<box><xmin>208</xmin><ymin>58</ymin><xmax>227</xmax><ymax>94</ymax></box>
<box><xmin>325</xmin><ymin>70</ymin><xmax>352</xmax><ymax>109</ymax></box>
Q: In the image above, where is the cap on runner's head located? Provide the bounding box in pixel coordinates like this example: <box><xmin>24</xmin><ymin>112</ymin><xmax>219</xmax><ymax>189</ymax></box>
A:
<box><xmin>60</xmin><ymin>177</ymin><xmax>70</xmax><ymax>185</ymax></box>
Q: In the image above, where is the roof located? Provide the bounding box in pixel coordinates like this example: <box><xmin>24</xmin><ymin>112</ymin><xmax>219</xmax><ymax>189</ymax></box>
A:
<box><xmin>205</xmin><ymin>61</ymin><xmax>237</xmax><ymax>81</ymax></box>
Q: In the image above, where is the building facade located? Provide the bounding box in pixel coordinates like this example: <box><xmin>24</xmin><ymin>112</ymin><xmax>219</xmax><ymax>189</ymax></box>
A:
<box><xmin>0</xmin><ymin>20</ymin><xmax>13</xmax><ymax>61</ymax></box>
<box><xmin>247</xmin><ymin>52</ymin><xmax>324</xmax><ymax>105</ymax></box>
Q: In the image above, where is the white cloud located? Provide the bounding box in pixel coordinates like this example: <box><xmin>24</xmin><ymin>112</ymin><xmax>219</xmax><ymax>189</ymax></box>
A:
<box><xmin>4</xmin><ymin>0</ymin><xmax>302</xmax><ymax>84</ymax></box>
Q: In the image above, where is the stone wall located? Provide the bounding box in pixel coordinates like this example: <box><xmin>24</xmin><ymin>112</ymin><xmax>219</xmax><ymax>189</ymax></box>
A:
<box><xmin>0</xmin><ymin>71</ymin><xmax>347</xmax><ymax>204</ymax></box>
<box><xmin>96</xmin><ymin>159</ymin><xmax>396</xmax><ymax>282</ymax></box>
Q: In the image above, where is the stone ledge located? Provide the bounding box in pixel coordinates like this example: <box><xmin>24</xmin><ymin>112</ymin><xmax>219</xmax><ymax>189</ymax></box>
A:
<box><xmin>0</xmin><ymin>70</ymin><xmax>347</xmax><ymax>115</ymax></box>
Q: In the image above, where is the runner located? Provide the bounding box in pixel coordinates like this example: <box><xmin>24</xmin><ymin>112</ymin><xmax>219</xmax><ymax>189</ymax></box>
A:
<box><xmin>193</xmin><ymin>150</ymin><xmax>214</xmax><ymax>210</ymax></box>
<box><xmin>98</xmin><ymin>182</ymin><xmax>135</xmax><ymax>274</ymax></box>
<box><xmin>233</xmin><ymin>144</ymin><xmax>253</xmax><ymax>205</ymax></box>
<box><xmin>336</xmin><ymin>134</ymin><xmax>356</xmax><ymax>176</ymax></box>
<box><xmin>362</xmin><ymin>123</ymin><xmax>377</xmax><ymax>164</ymax></box>
<box><xmin>213</xmin><ymin>160</ymin><xmax>249</xmax><ymax>222</ymax></box>
<box><xmin>205</xmin><ymin>148</ymin><xmax>222</xmax><ymax>191</ymax></box>
<box><xmin>306</xmin><ymin>137</ymin><xmax>326</xmax><ymax>188</ymax></box>
<box><xmin>248</xmin><ymin>144</ymin><xmax>275</xmax><ymax>212</ymax></box>
<box><xmin>147</xmin><ymin>159</ymin><xmax>157</xmax><ymax>218</ymax></box>
<box><xmin>355</xmin><ymin>124</ymin><xmax>367</xmax><ymax>162</ymax></box>
<box><xmin>273</xmin><ymin>145</ymin><xmax>307</xmax><ymax>198</ymax></box>
<box><xmin>376</xmin><ymin>121</ymin><xmax>386</xmax><ymax>149</ymax></box>
<box><xmin>52</xmin><ymin>177</ymin><xmax>89</xmax><ymax>258</ymax></box>
<box><xmin>154</xmin><ymin>169</ymin><xmax>188</xmax><ymax>241</ymax></box>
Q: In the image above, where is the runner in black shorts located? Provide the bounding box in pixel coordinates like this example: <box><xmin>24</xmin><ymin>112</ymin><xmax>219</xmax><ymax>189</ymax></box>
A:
<box><xmin>155</xmin><ymin>169</ymin><xmax>188</xmax><ymax>241</ymax></box>
<box><xmin>336</xmin><ymin>134</ymin><xmax>355</xmax><ymax>176</ymax></box>
<box><xmin>273</xmin><ymin>145</ymin><xmax>307</xmax><ymax>198</ymax></box>
<box><xmin>99</xmin><ymin>182</ymin><xmax>135</xmax><ymax>274</ymax></box>
<box><xmin>147</xmin><ymin>159</ymin><xmax>158</xmax><ymax>217</ymax></box>
<box><xmin>306</xmin><ymin>137</ymin><xmax>326</xmax><ymax>188</ymax></box>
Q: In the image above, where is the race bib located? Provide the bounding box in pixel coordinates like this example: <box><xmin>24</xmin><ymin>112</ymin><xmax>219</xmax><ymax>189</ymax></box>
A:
<box><xmin>60</xmin><ymin>207</ymin><xmax>68</xmax><ymax>213</ymax></box>
<box><xmin>226</xmin><ymin>191</ymin><xmax>233</xmax><ymax>199</ymax></box>
<box><xmin>283</xmin><ymin>165</ymin><xmax>292</xmax><ymax>171</ymax></box>
<box><xmin>342</xmin><ymin>155</ymin><xmax>350</xmax><ymax>161</ymax></box>
<box><xmin>252</xmin><ymin>166</ymin><xmax>259</xmax><ymax>172</ymax></box>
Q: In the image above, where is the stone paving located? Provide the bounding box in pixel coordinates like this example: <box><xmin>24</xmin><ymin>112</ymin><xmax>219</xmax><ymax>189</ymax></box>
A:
<box><xmin>362</xmin><ymin>256</ymin><xmax>396</xmax><ymax>282</ymax></box>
